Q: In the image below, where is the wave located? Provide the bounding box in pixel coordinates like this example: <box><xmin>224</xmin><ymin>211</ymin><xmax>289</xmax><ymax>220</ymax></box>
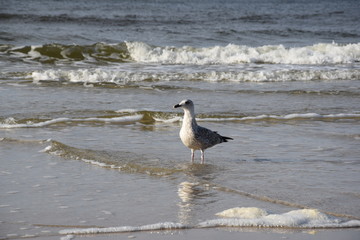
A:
<box><xmin>41</xmin><ymin>140</ymin><xmax>181</xmax><ymax>176</ymax></box>
<box><xmin>0</xmin><ymin>42</ymin><xmax>130</xmax><ymax>64</ymax></box>
<box><xmin>126</xmin><ymin>42</ymin><xmax>360</xmax><ymax>65</ymax></box>
<box><xmin>156</xmin><ymin>112</ymin><xmax>360</xmax><ymax>123</ymax></box>
<box><xmin>2</xmin><ymin>42</ymin><xmax>360</xmax><ymax>65</ymax></box>
<box><xmin>0</xmin><ymin>115</ymin><xmax>143</xmax><ymax>129</ymax></box>
<box><xmin>1</xmin><ymin>112</ymin><xmax>359</xmax><ymax>129</ymax></box>
<box><xmin>59</xmin><ymin>208</ymin><xmax>360</xmax><ymax>236</ymax></box>
<box><xmin>24</xmin><ymin>67</ymin><xmax>360</xmax><ymax>84</ymax></box>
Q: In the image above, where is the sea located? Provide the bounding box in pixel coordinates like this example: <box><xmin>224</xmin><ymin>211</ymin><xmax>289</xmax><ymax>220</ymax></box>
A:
<box><xmin>1</xmin><ymin>0</ymin><xmax>360</xmax><ymax>239</ymax></box>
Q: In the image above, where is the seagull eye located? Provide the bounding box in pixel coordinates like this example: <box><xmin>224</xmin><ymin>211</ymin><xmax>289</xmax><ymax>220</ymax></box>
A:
<box><xmin>185</xmin><ymin>100</ymin><xmax>190</xmax><ymax>104</ymax></box>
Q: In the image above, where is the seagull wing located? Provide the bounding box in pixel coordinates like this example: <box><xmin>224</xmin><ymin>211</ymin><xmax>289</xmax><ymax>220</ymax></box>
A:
<box><xmin>194</xmin><ymin>126</ymin><xmax>224</xmax><ymax>149</ymax></box>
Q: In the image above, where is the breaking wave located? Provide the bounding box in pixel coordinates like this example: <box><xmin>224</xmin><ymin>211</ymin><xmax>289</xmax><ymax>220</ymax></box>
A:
<box><xmin>126</xmin><ymin>42</ymin><xmax>360</xmax><ymax>65</ymax></box>
<box><xmin>27</xmin><ymin>67</ymin><xmax>360</xmax><ymax>84</ymax></box>
<box><xmin>1</xmin><ymin>42</ymin><xmax>359</xmax><ymax>65</ymax></box>
<box><xmin>2</xmin><ymin>41</ymin><xmax>359</xmax><ymax>84</ymax></box>
<box><xmin>0</xmin><ymin>42</ymin><xmax>130</xmax><ymax>64</ymax></box>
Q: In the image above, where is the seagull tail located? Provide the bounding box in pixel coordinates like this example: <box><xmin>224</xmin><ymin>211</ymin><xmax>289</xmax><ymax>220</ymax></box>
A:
<box><xmin>221</xmin><ymin>136</ymin><xmax>233</xmax><ymax>142</ymax></box>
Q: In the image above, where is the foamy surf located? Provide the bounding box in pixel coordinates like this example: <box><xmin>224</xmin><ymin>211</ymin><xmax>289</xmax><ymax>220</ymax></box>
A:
<box><xmin>126</xmin><ymin>42</ymin><xmax>360</xmax><ymax>65</ymax></box>
<box><xmin>201</xmin><ymin>208</ymin><xmax>360</xmax><ymax>229</ymax></box>
<box><xmin>3</xmin><ymin>42</ymin><xmax>360</xmax><ymax>66</ymax></box>
<box><xmin>59</xmin><ymin>208</ymin><xmax>360</xmax><ymax>236</ymax></box>
<box><xmin>216</xmin><ymin>207</ymin><xmax>268</xmax><ymax>219</ymax></box>
<box><xmin>29</xmin><ymin>67</ymin><xmax>360</xmax><ymax>84</ymax></box>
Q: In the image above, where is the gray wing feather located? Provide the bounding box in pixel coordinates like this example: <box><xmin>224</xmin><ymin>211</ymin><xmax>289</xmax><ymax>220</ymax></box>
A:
<box><xmin>194</xmin><ymin>126</ymin><xmax>224</xmax><ymax>149</ymax></box>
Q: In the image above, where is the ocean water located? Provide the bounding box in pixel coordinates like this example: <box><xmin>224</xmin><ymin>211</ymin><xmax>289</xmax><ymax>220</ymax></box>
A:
<box><xmin>1</xmin><ymin>0</ymin><xmax>360</xmax><ymax>238</ymax></box>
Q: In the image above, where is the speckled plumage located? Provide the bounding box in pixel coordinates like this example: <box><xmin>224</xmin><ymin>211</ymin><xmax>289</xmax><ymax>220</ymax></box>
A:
<box><xmin>174</xmin><ymin>99</ymin><xmax>233</xmax><ymax>164</ymax></box>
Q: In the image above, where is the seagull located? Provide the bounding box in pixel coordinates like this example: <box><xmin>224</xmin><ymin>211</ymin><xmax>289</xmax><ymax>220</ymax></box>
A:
<box><xmin>174</xmin><ymin>99</ymin><xmax>233</xmax><ymax>164</ymax></box>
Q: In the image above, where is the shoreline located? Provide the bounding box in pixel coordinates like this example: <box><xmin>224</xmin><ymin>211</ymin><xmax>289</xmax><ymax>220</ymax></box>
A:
<box><xmin>57</xmin><ymin>227</ymin><xmax>360</xmax><ymax>240</ymax></box>
<box><xmin>3</xmin><ymin>225</ymin><xmax>359</xmax><ymax>240</ymax></box>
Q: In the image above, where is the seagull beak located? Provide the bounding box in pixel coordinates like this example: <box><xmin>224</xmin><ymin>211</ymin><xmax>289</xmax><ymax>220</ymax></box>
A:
<box><xmin>173</xmin><ymin>104</ymin><xmax>181</xmax><ymax>109</ymax></box>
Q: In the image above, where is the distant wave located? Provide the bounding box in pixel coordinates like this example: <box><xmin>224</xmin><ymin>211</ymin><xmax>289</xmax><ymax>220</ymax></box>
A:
<box><xmin>1</xmin><ymin>42</ymin><xmax>359</xmax><ymax>65</ymax></box>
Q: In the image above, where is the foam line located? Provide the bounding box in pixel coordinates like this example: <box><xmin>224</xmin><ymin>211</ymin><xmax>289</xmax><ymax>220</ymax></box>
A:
<box><xmin>59</xmin><ymin>222</ymin><xmax>188</xmax><ymax>235</ymax></box>
<box><xmin>154</xmin><ymin>113</ymin><xmax>360</xmax><ymax>123</ymax></box>
<box><xmin>59</xmin><ymin>213</ymin><xmax>360</xmax><ymax>236</ymax></box>
<box><xmin>0</xmin><ymin>115</ymin><xmax>143</xmax><ymax>128</ymax></box>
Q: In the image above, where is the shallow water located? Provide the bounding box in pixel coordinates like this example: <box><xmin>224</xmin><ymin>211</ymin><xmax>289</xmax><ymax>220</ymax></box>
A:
<box><xmin>1</xmin><ymin>0</ymin><xmax>360</xmax><ymax>239</ymax></box>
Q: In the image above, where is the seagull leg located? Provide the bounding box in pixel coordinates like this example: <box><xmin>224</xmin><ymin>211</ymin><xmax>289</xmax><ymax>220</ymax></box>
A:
<box><xmin>200</xmin><ymin>149</ymin><xmax>205</xmax><ymax>164</ymax></box>
<box><xmin>191</xmin><ymin>149</ymin><xmax>195</xmax><ymax>163</ymax></box>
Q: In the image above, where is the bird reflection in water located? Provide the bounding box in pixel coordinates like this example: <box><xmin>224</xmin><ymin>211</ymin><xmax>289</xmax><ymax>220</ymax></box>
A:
<box><xmin>177</xmin><ymin>163</ymin><xmax>218</xmax><ymax>225</ymax></box>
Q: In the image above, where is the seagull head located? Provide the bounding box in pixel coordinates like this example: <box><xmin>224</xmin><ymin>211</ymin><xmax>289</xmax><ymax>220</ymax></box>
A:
<box><xmin>174</xmin><ymin>99</ymin><xmax>194</xmax><ymax>110</ymax></box>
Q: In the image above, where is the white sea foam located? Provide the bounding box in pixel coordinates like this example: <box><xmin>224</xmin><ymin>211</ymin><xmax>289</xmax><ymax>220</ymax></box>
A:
<box><xmin>126</xmin><ymin>42</ymin><xmax>360</xmax><ymax>65</ymax></box>
<box><xmin>39</xmin><ymin>145</ymin><xmax>52</xmax><ymax>153</ymax></box>
<box><xmin>31</xmin><ymin>69</ymin><xmax>170</xmax><ymax>84</ymax></box>
<box><xmin>238</xmin><ymin>113</ymin><xmax>360</xmax><ymax>121</ymax></box>
<box><xmin>216</xmin><ymin>207</ymin><xmax>268</xmax><ymax>219</ymax></box>
<box><xmin>60</xmin><ymin>235</ymin><xmax>74</xmax><ymax>240</ymax></box>
<box><xmin>0</xmin><ymin>115</ymin><xmax>143</xmax><ymax>129</ymax></box>
<box><xmin>32</xmin><ymin>69</ymin><xmax>122</xmax><ymax>84</ymax></box>
<box><xmin>30</xmin><ymin>67</ymin><xmax>360</xmax><ymax>83</ymax></box>
<box><xmin>59</xmin><ymin>222</ymin><xmax>187</xmax><ymax>235</ymax></box>
<box><xmin>200</xmin><ymin>208</ymin><xmax>360</xmax><ymax>229</ymax></box>
<box><xmin>81</xmin><ymin>159</ymin><xmax>119</xmax><ymax>169</ymax></box>
<box><xmin>28</xmin><ymin>45</ymin><xmax>42</xmax><ymax>59</ymax></box>
<box><xmin>153</xmin><ymin>116</ymin><xmax>182</xmax><ymax>123</ymax></box>
<box><xmin>0</xmin><ymin>117</ymin><xmax>70</xmax><ymax>128</ymax></box>
<box><xmin>203</xmin><ymin>69</ymin><xmax>360</xmax><ymax>82</ymax></box>
<box><xmin>116</xmin><ymin>109</ymin><xmax>139</xmax><ymax>113</ymax></box>
<box><xmin>59</xmin><ymin>208</ymin><xmax>360</xmax><ymax>235</ymax></box>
